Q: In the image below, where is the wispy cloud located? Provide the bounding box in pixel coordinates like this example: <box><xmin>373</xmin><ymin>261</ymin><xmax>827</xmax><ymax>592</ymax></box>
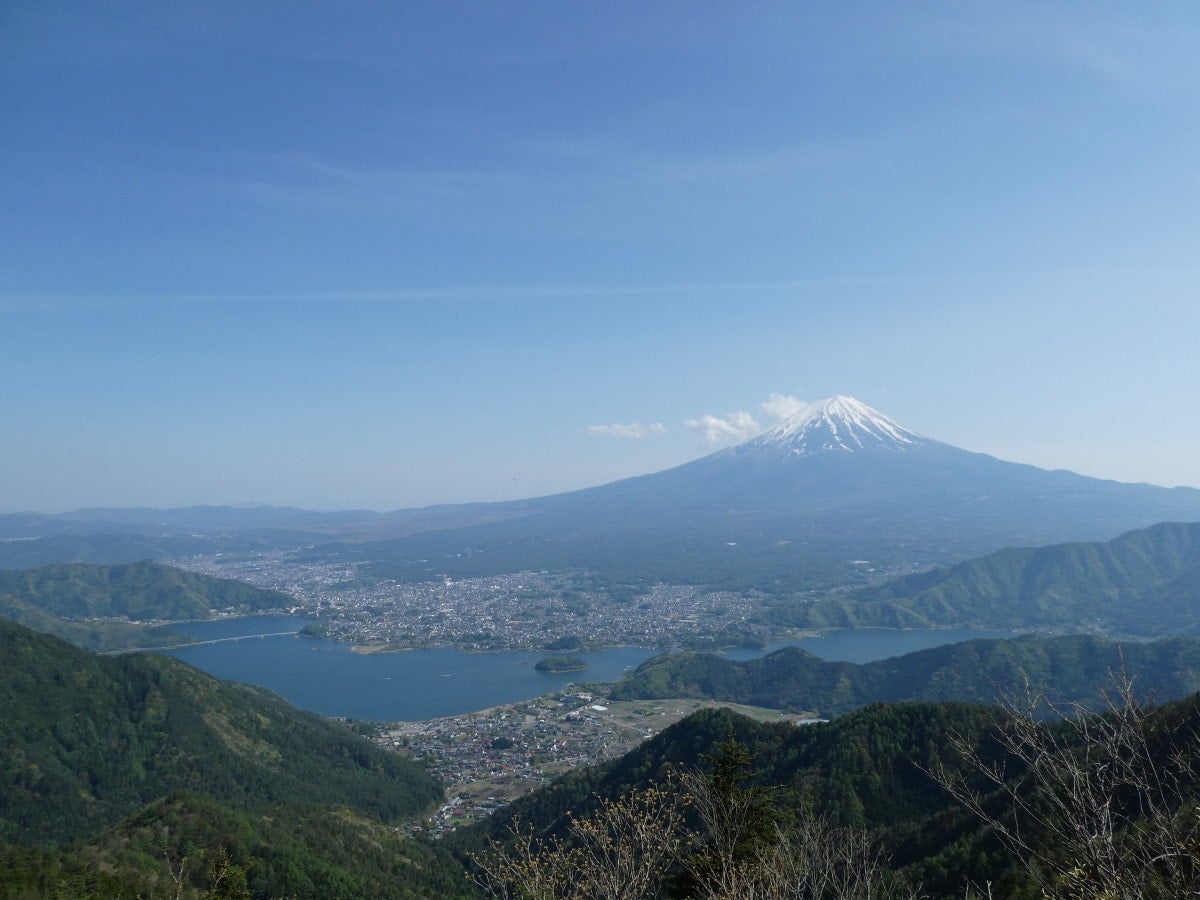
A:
<box><xmin>0</xmin><ymin>276</ymin><xmax>907</xmax><ymax>313</ymax></box>
<box><xmin>210</xmin><ymin>122</ymin><xmax>888</xmax><ymax>226</ymax></box>
<box><xmin>12</xmin><ymin>267</ymin><xmax>1179</xmax><ymax>314</ymax></box>
<box><xmin>760</xmin><ymin>392</ymin><xmax>811</xmax><ymax>422</ymax></box>
<box><xmin>684</xmin><ymin>392</ymin><xmax>816</xmax><ymax>448</ymax></box>
<box><xmin>225</xmin><ymin>154</ymin><xmax>538</xmax><ymax>218</ymax></box>
<box><xmin>519</xmin><ymin>134</ymin><xmax>876</xmax><ymax>187</ymax></box>
<box><xmin>584</xmin><ymin>422</ymin><xmax>666</xmax><ymax>440</ymax></box>
<box><xmin>683</xmin><ymin>411</ymin><xmax>760</xmax><ymax>447</ymax></box>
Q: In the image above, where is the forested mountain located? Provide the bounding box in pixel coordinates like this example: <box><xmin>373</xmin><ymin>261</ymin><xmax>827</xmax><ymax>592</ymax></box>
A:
<box><xmin>0</xmin><ymin>560</ymin><xmax>293</xmax><ymax>652</ymax></box>
<box><xmin>0</xmin><ymin>560</ymin><xmax>291</xmax><ymax>620</ymax></box>
<box><xmin>788</xmin><ymin>521</ymin><xmax>1200</xmax><ymax>635</ymax></box>
<box><xmin>610</xmin><ymin>634</ymin><xmax>1200</xmax><ymax>716</ymax></box>
<box><xmin>454</xmin><ymin>696</ymin><xmax>1200</xmax><ymax>897</ymax></box>
<box><xmin>0</xmin><ymin>793</ymin><xmax>472</xmax><ymax>899</ymax></box>
<box><xmin>0</xmin><ymin>619</ymin><xmax>471</xmax><ymax>897</ymax></box>
<box><xmin>450</xmin><ymin>703</ymin><xmax>1013</xmax><ymax>895</ymax></box>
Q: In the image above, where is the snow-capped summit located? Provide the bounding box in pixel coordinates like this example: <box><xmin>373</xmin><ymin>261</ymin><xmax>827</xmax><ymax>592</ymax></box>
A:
<box><xmin>743</xmin><ymin>395</ymin><xmax>929</xmax><ymax>456</ymax></box>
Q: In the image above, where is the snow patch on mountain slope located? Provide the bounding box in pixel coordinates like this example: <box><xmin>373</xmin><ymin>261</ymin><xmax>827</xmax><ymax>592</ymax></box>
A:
<box><xmin>744</xmin><ymin>395</ymin><xmax>928</xmax><ymax>455</ymax></box>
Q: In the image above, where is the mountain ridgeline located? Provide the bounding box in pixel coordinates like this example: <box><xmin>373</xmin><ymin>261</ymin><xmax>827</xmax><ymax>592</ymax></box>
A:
<box><xmin>6</xmin><ymin>397</ymin><xmax>1200</xmax><ymax>595</ymax></box>
<box><xmin>0</xmin><ymin>618</ymin><xmax>470</xmax><ymax>898</ymax></box>
<box><xmin>453</xmin><ymin>695</ymin><xmax>1200</xmax><ymax>897</ymax></box>
<box><xmin>303</xmin><ymin>396</ymin><xmax>1200</xmax><ymax>591</ymax></box>
<box><xmin>785</xmin><ymin>520</ymin><xmax>1200</xmax><ymax>635</ymax></box>
<box><xmin>0</xmin><ymin>560</ymin><xmax>294</xmax><ymax>652</ymax></box>
<box><xmin>609</xmin><ymin>633</ymin><xmax>1200</xmax><ymax>716</ymax></box>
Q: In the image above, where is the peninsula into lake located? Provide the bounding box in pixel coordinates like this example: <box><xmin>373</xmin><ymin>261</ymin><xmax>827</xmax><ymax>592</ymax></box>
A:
<box><xmin>534</xmin><ymin>654</ymin><xmax>588</xmax><ymax>673</ymax></box>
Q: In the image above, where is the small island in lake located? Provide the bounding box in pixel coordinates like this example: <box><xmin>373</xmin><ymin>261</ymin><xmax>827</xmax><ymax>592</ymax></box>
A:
<box><xmin>534</xmin><ymin>654</ymin><xmax>588</xmax><ymax>673</ymax></box>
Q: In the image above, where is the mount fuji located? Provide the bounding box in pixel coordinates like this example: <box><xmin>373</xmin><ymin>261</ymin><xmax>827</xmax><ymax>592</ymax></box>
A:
<box><xmin>734</xmin><ymin>395</ymin><xmax>929</xmax><ymax>457</ymax></box>
<box><xmin>300</xmin><ymin>396</ymin><xmax>1200</xmax><ymax>591</ymax></box>
<box><xmin>8</xmin><ymin>396</ymin><xmax>1200</xmax><ymax>591</ymax></box>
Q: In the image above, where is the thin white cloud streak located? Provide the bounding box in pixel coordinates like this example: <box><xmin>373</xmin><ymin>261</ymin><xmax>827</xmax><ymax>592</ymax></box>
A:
<box><xmin>516</xmin><ymin>133</ymin><xmax>882</xmax><ymax>186</ymax></box>
<box><xmin>683</xmin><ymin>411</ymin><xmax>760</xmax><ymax>447</ymax></box>
<box><xmin>901</xmin><ymin>6</ymin><xmax>1200</xmax><ymax>97</ymax></box>
<box><xmin>8</xmin><ymin>266</ymin><xmax>1195</xmax><ymax>314</ymax></box>
<box><xmin>227</xmin><ymin>154</ymin><xmax>540</xmax><ymax>217</ymax></box>
<box><xmin>584</xmin><ymin>422</ymin><xmax>666</xmax><ymax>440</ymax></box>
<box><xmin>194</xmin><ymin>127</ymin><xmax>887</xmax><ymax>226</ymax></box>
<box><xmin>0</xmin><ymin>277</ymin><xmax>913</xmax><ymax>314</ymax></box>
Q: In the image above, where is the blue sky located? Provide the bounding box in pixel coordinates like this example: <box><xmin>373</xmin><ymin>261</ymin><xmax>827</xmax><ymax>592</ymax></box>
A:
<box><xmin>2</xmin><ymin>3</ymin><xmax>1198</xmax><ymax>512</ymax></box>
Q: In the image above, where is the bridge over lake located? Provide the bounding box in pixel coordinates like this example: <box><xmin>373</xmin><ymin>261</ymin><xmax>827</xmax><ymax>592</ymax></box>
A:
<box><xmin>111</xmin><ymin>629</ymin><xmax>302</xmax><ymax>654</ymax></box>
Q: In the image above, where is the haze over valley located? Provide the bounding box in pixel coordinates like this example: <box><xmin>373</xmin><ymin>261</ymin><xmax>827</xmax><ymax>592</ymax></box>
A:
<box><xmin>7</xmin><ymin>397</ymin><xmax>1200</xmax><ymax>658</ymax></box>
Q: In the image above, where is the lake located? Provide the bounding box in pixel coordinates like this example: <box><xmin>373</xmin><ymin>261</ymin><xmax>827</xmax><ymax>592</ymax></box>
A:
<box><xmin>163</xmin><ymin>616</ymin><xmax>1016</xmax><ymax>721</ymax></box>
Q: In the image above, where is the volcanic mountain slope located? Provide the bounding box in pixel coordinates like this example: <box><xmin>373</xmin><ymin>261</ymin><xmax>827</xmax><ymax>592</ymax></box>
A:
<box><xmin>9</xmin><ymin>397</ymin><xmax>1200</xmax><ymax>592</ymax></box>
<box><xmin>301</xmin><ymin>396</ymin><xmax>1200</xmax><ymax>591</ymax></box>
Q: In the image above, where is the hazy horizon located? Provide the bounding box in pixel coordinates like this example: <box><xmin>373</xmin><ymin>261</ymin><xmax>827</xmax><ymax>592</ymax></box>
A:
<box><xmin>4</xmin><ymin>4</ymin><xmax>1198</xmax><ymax>512</ymax></box>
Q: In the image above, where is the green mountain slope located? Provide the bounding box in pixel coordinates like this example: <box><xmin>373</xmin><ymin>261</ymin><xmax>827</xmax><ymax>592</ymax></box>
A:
<box><xmin>0</xmin><ymin>593</ymin><xmax>187</xmax><ymax>653</ymax></box>
<box><xmin>455</xmin><ymin>695</ymin><xmax>1200</xmax><ymax>897</ymax></box>
<box><xmin>610</xmin><ymin>634</ymin><xmax>1200</xmax><ymax>716</ymax></box>
<box><xmin>802</xmin><ymin>521</ymin><xmax>1200</xmax><ymax>634</ymax></box>
<box><xmin>0</xmin><ymin>560</ymin><xmax>292</xmax><ymax>620</ymax></box>
<box><xmin>1</xmin><ymin>793</ymin><xmax>473</xmax><ymax>899</ymax></box>
<box><xmin>0</xmin><ymin>560</ymin><xmax>294</xmax><ymax>651</ymax></box>
<box><xmin>0</xmin><ymin>618</ymin><xmax>441</xmax><ymax>844</ymax></box>
<box><xmin>0</xmin><ymin>619</ymin><xmax>471</xmax><ymax>897</ymax></box>
<box><xmin>449</xmin><ymin>703</ymin><xmax>1014</xmax><ymax>895</ymax></box>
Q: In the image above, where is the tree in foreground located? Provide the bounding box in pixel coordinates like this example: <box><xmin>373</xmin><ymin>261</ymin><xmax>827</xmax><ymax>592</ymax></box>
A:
<box><xmin>473</xmin><ymin>737</ymin><xmax>905</xmax><ymax>899</ymax></box>
<box><xmin>933</xmin><ymin>672</ymin><xmax>1200</xmax><ymax>899</ymax></box>
<box><xmin>472</xmin><ymin>784</ymin><xmax>683</xmax><ymax>899</ymax></box>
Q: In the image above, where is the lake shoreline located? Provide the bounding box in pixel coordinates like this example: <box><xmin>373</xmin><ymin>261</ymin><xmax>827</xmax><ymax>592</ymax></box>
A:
<box><xmin>159</xmin><ymin>617</ymin><xmax>1026</xmax><ymax>722</ymax></box>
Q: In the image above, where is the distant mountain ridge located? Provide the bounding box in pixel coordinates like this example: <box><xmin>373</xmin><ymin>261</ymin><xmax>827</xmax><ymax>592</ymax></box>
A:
<box><xmin>300</xmin><ymin>396</ymin><xmax>1200</xmax><ymax>592</ymax></box>
<box><xmin>781</xmin><ymin>521</ymin><xmax>1200</xmax><ymax>636</ymax></box>
<box><xmin>6</xmin><ymin>397</ymin><xmax>1200</xmax><ymax>595</ymax></box>
<box><xmin>0</xmin><ymin>504</ymin><xmax>379</xmax><ymax>537</ymax></box>
<box><xmin>609</xmin><ymin>633</ymin><xmax>1200</xmax><ymax>716</ymax></box>
<box><xmin>0</xmin><ymin>560</ymin><xmax>294</xmax><ymax>651</ymax></box>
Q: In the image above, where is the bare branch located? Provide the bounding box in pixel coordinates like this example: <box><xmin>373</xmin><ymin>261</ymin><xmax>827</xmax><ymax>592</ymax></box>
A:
<box><xmin>930</xmin><ymin>666</ymin><xmax>1200</xmax><ymax>898</ymax></box>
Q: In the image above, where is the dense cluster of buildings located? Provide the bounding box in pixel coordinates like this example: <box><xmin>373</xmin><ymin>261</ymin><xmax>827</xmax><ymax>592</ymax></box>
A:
<box><xmin>171</xmin><ymin>551</ymin><xmax>771</xmax><ymax>650</ymax></box>
<box><xmin>376</xmin><ymin>689</ymin><xmax>654</xmax><ymax>834</ymax></box>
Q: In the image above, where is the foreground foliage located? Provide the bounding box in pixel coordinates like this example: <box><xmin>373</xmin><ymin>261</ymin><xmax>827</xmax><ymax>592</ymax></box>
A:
<box><xmin>458</xmin><ymin>680</ymin><xmax>1200</xmax><ymax>898</ymax></box>
<box><xmin>474</xmin><ymin>739</ymin><xmax>907</xmax><ymax>899</ymax></box>
<box><xmin>935</xmin><ymin>675</ymin><xmax>1200</xmax><ymax>898</ymax></box>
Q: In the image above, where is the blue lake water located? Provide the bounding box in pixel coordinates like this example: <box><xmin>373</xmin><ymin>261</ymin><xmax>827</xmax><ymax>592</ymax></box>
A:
<box><xmin>724</xmin><ymin>627</ymin><xmax>1019</xmax><ymax>664</ymax></box>
<box><xmin>163</xmin><ymin>616</ymin><xmax>1017</xmax><ymax>721</ymax></box>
